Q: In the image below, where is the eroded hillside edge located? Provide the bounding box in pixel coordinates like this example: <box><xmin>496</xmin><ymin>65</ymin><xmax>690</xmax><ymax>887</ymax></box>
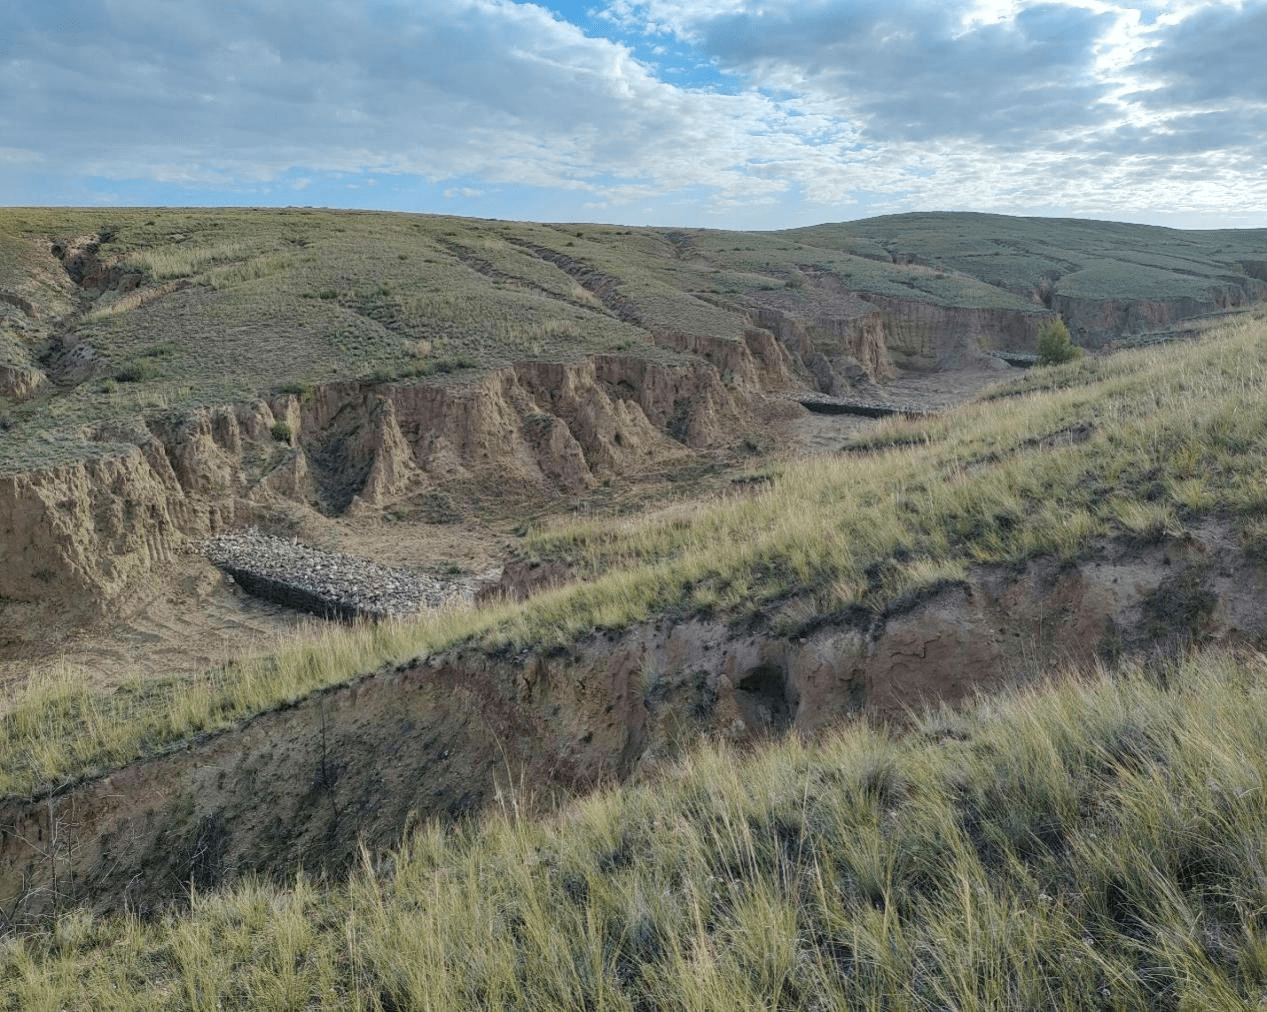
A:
<box><xmin>0</xmin><ymin>520</ymin><xmax>1260</xmax><ymax>921</ymax></box>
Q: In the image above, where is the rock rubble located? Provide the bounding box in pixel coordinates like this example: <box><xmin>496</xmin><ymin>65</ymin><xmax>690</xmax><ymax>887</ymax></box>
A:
<box><xmin>202</xmin><ymin>529</ymin><xmax>482</xmax><ymax>621</ymax></box>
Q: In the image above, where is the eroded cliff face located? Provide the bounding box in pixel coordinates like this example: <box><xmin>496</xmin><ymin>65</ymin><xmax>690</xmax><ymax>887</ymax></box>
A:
<box><xmin>862</xmin><ymin>295</ymin><xmax>1052</xmax><ymax>368</ymax></box>
<box><xmin>290</xmin><ymin>351</ymin><xmax>755</xmax><ymax>516</ymax></box>
<box><xmin>1052</xmin><ymin>281</ymin><xmax>1267</xmax><ymax>347</ymax></box>
<box><xmin>1</xmin><ymin>522</ymin><xmax>1259</xmax><ymax>918</ymax></box>
<box><xmin>0</xmin><ymin>341</ymin><xmax>779</xmax><ymax>616</ymax></box>
<box><xmin>0</xmin><ymin>446</ymin><xmax>196</xmax><ymax>620</ymax></box>
<box><xmin>746</xmin><ymin>273</ymin><xmax>1052</xmax><ymax>387</ymax></box>
<box><xmin>0</xmin><ymin>238</ymin><xmax>91</xmax><ymax>401</ymax></box>
<box><xmin>751</xmin><ymin>305</ymin><xmax>895</xmax><ymax>395</ymax></box>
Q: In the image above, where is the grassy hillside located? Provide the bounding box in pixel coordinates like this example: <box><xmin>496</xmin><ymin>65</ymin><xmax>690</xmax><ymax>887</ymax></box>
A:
<box><xmin>8</xmin><ymin>645</ymin><xmax>1267</xmax><ymax>1008</ymax></box>
<box><xmin>4</xmin><ymin>309</ymin><xmax>1266</xmax><ymax>798</ymax></box>
<box><xmin>5</xmin><ymin>207</ymin><xmax>1202</xmax><ymax>472</ymax></box>
<box><xmin>4</xmin><ymin>208</ymin><xmax>1262</xmax><ymax>472</ymax></box>
<box><xmin>1</xmin><ymin>208</ymin><xmax>660</xmax><ymax>471</ymax></box>
<box><xmin>786</xmin><ymin>211</ymin><xmax>1267</xmax><ymax>312</ymax></box>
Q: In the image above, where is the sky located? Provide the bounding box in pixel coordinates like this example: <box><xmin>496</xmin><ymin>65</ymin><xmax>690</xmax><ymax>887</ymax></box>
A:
<box><xmin>1</xmin><ymin>0</ymin><xmax>1265</xmax><ymax>230</ymax></box>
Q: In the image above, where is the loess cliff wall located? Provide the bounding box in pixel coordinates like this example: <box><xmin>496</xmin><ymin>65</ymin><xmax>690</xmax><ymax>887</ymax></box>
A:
<box><xmin>0</xmin><ymin>341</ymin><xmax>783</xmax><ymax>618</ymax></box>
<box><xmin>1051</xmin><ymin>282</ymin><xmax>1267</xmax><ymax>347</ymax></box>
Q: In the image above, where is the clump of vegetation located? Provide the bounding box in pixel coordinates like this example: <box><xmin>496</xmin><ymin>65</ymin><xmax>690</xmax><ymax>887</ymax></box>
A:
<box><xmin>270</xmin><ymin>420</ymin><xmax>293</xmax><ymax>444</ymax></box>
<box><xmin>112</xmin><ymin>358</ymin><xmax>157</xmax><ymax>383</ymax></box>
<box><xmin>1036</xmin><ymin>318</ymin><xmax>1082</xmax><ymax>365</ymax></box>
<box><xmin>123</xmin><ymin>239</ymin><xmax>264</xmax><ymax>280</ymax></box>
<box><xmin>274</xmin><ymin>380</ymin><xmax>314</xmax><ymax>399</ymax></box>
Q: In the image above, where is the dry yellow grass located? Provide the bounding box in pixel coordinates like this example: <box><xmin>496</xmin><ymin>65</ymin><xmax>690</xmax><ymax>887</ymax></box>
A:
<box><xmin>9</xmin><ymin>646</ymin><xmax>1267</xmax><ymax>1008</ymax></box>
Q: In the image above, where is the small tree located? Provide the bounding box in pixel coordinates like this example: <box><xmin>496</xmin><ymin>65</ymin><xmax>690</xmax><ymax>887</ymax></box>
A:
<box><xmin>1036</xmin><ymin>319</ymin><xmax>1081</xmax><ymax>366</ymax></box>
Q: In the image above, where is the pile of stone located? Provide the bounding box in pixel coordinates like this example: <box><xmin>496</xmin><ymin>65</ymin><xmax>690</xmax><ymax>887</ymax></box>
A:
<box><xmin>792</xmin><ymin>393</ymin><xmax>935</xmax><ymax>418</ymax></box>
<box><xmin>202</xmin><ymin>528</ymin><xmax>475</xmax><ymax>621</ymax></box>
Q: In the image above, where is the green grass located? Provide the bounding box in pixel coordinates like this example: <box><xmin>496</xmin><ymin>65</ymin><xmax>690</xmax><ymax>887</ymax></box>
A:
<box><xmin>3</xmin><ymin>311</ymin><xmax>1267</xmax><ymax>799</ymax></box>
<box><xmin>785</xmin><ymin>211</ymin><xmax>1267</xmax><ymax>306</ymax></box>
<box><xmin>10</xmin><ymin>646</ymin><xmax>1267</xmax><ymax>1008</ymax></box>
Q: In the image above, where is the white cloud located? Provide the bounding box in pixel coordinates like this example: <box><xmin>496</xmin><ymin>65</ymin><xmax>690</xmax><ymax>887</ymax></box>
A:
<box><xmin>1</xmin><ymin>0</ymin><xmax>1264</xmax><ymax>227</ymax></box>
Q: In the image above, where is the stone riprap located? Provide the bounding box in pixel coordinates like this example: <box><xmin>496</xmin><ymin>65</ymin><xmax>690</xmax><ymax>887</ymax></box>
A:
<box><xmin>791</xmin><ymin>392</ymin><xmax>936</xmax><ymax>418</ymax></box>
<box><xmin>202</xmin><ymin>529</ymin><xmax>479</xmax><ymax>620</ymax></box>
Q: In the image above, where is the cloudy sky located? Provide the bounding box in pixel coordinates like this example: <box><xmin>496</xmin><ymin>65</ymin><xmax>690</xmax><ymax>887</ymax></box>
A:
<box><xmin>2</xmin><ymin>0</ymin><xmax>1264</xmax><ymax>229</ymax></box>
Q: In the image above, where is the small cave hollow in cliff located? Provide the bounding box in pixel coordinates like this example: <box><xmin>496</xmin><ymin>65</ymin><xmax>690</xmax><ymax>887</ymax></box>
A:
<box><xmin>735</xmin><ymin>663</ymin><xmax>794</xmax><ymax>734</ymax></box>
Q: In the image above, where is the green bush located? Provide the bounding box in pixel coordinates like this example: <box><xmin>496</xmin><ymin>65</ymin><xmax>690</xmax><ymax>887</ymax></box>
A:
<box><xmin>1036</xmin><ymin>319</ymin><xmax>1082</xmax><ymax>365</ymax></box>
<box><xmin>275</xmin><ymin>380</ymin><xmax>315</xmax><ymax>402</ymax></box>
<box><xmin>113</xmin><ymin>359</ymin><xmax>157</xmax><ymax>383</ymax></box>
<box><xmin>270</xmin><ymin>420</ymin><xmax>293</xmax><ymax>444</ymax></box>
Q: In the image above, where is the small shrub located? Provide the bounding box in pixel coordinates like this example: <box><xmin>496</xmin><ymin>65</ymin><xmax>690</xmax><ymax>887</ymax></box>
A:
<box><xmin>270</xmin><ymin>421</ymin><xmax>293</xmax><ymax>444</ymax></box>
<box><xmin>139</xmin><ymin>341</ymin><xmax>179</xmax><ymax>359</ymax></box>
<box><xmin>1036</xmin><ymin>319</ymin><xmax>1082</xmax><ymax>366</ymax></box>
<box><xmin>114</xmin><ymin>359</ymin><xmax>156</xmax><ymax>383</ymax></box>
<box><xmin>276</xmin><ymin>381</ymin><xmax>315</xmax><ymax>401</ymax></box>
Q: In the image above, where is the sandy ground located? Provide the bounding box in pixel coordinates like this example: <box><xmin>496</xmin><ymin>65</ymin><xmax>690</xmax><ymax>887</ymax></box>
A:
<box><xmin>0</xmin><ymin>516</ymin><xmax>510</xmax><ymax>702</ymax></box>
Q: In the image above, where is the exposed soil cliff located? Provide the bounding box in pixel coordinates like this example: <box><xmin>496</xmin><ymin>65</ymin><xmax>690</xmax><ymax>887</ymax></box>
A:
<box><xmin>859</xmin><ymin>294</ymin><xmax>1052</xmax><ymax>368</ymax></box>
<box><xmin>745</xmin><ymin>271</ymin><xmax>1052</xmax><ymax>384</ymax></box>
<box><xmin>0</xmin><ymin>344</ymin><xmax>777</xmax><ymax>618</ymax></box>
<box><xmin>48</xmin><ymin>235</ymin><xmax>144</xmax><ymax>295</ymax></box>
<box><xmin>0</xmin><ymin>445</ymin><xmax>197</xmax><ymax>622</ymax></box>
<box><xmin>1052</xmin><ymin>283</ymin><xmax>1267</xmax><ymax>347</ymax></box>
<box><xmin>1</xmin><ymin>521</ymin><xmax>1259</xmax><ymax>919</ymax></box>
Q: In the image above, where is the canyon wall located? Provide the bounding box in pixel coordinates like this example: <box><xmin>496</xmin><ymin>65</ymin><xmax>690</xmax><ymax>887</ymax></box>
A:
<box><xmin>0</xmin><ymin>342</ymin><xmax>779</xmax><ymax>618</ymax></box>
<box><xmin>1052</xmin><ymin>281</ymin><xmax>1267</xmax><ymax>347</ymax></box>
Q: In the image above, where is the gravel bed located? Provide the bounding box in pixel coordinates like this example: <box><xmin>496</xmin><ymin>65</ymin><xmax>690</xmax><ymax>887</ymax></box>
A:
<box><xmin>202</xmin><ymin>529</ymin><xmax>480</xmax><ymax>621</ymax></box>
